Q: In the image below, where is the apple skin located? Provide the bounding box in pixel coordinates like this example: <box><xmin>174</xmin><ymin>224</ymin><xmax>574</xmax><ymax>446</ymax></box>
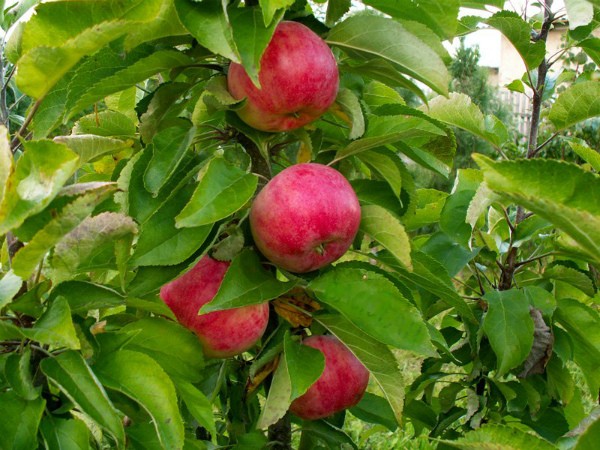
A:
<box><xmin>227</xmin><ymin>21</ymin><xmax>339</xmax><ymax>132</ymax></box>
<box><xmin>289</xmin><ymin>335</ymin><xmax>369</xmax><ymax>420</ymax></box>
<box><xmin>249</xmin><ymin>163</ymin><xmax>361</xmax><ymax>273</ymax></box>
<box><xmin>159</xmin><ymin>256</ymin><xmax>269</xmax><ymax>358</ymax></box>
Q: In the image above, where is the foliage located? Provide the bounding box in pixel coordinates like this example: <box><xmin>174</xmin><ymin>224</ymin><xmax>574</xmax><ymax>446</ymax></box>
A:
<box><xmin>0</xmin><ymin>0</ymin><xmax>600</xmax><ymax>449</ymax></box>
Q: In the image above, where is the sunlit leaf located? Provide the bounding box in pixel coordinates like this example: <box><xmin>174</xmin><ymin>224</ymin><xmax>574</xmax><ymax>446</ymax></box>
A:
<box><xmin>0</xmin><ymin>140</ymin><xmax>79</xmax><ymax>235</ymax></box>
<box><xmin>441</xmin><ymin>423</ymin><xmax>558</xmax><ymax>449</ymax></box>
<box><xmin>0</xmin><ymin>391</ymin><xmax>45</xmax><ymax>450</ymax></box>
<box><xmin>360</xmin><ymin>204</ymin><xmax>412</xmax><ymax>270</ymax></box>
<box><xmin>317</xmin><ymin>313</ymin><xmax>404</xmax><ymax>426</ymax></box>
<box><xmin>327</xmin><ymin>14</ymin><xmax>450</xmax><ymax>95</ymax></box>
<box><xmin>94</xmin><ymin>350</ymin><xmax>184</xmax><ymax>450</ymax></box>
<box><xmin>474</xmin><ymin>155</ymin><xmax>600</xmax><ymax>265</ymax></box>
<box><xmin>40</xmin><ymin>350</ymin><xmax>125</xmax><ymax>447</ymax></box>
<box><xmin>549</xmin><ymin>81</ymin><xmax>600</xmax><ymax>130</ymax></box>
<box><xmin>176</xmin><ymin>158</ymin><xmax>258</xmax><ymax>228</ymax></box>
<box><xmin>11</xmin><ymin>183</ymin><xmax>117</xmax><ymax>279</ymax></box>
<box><xmin>201</xmin><ymin>249</ymin><xmax>295</xmax><ymax>312</ymax></box>
<box><xmin>310</xmin><ymin>266</ymin><xmax>435</xmax><ymax>356</ymax></box>
<box><xmin>486</xmin><ymin>11</ymin><xmax>545</xmax><ymax>70</ymax></box>
<box><xmin>482</xmin><ymin>289</ymin><xmax>534</xmax><ymax>376</ymax></box>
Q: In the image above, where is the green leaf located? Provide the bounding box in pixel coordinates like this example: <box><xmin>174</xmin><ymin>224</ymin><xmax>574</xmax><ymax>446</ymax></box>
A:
<box><xmin>482</xmin><ymin>289</ymin><xmax>534</xmax><ymax>376</ymax></box>
<box><xmin>5</xmin><ymin>347</ymin><xmax>40</xmax><ymax>401</ymax></box>
<box><xmin>333</xmin><ymin>133</ymin><xmax>407</xmax><ymax>163</ymax></box>
<box><xmin>555</xmin><ymin>298</ymin><xmax>600</xmax><ymax>397</ymax></box>
<box><xmin>73</xmin><ymin>110</ymin><xmax>137</xmax><ymax>138</ymax></box>
<box><xmin>575</xmin><ymin>415</ymin><xmax>600</xmax><ymax>450</ymax></box>
<box><xmin>176</xmin><ymin>158</ymin><xmax>258</xmax><ymax>228</ymax></box>
<box><xmin>40</xmin><ymin>350</ymin><xmax>125</xmax><ymax>448</ymax></box>
<box><xmin>360</xmin><ymin>204</ymin><xmax>412</xmax><ymax>270</ymax></box>
<box><xmin>144</xmin><ymin>125</ymin><xmax>196</xmax><ymax>196</ymax></box>
<box><xmin>440</xmin><ymin>189</ymin><xmax>478</xmax><ymax>248</ymax></box>
<box><xmin>0</xmin><ymin>391</ymin><xmax>45</xmax><ymax>450</ymax></box>
<box><xmin>16</xmin><ymin>22</ymin><xmax>129</xmax><ymax>99</ymax></box>
<box><xmin>486</xmin><ymin>11</ymin><xmax>546</xmax><ymax>70</ymax></box>
<box><xmin>421</xmin><ymin>232</ymin><xmax>477</xmax><ymax>277</ymax></box>
<box><xmin>14</xmin><ymin>0</ymin><xmax>168</xmax><ymax>99</ymax></box>
<box><xmin>363</xmin><ymin>81</ymin><xmax>405</xmax><ymax>110</ymax></box>
<box><xmin>131</xmin><ymin>185</ymin><xmax>213</xmax><ymax>267</ymax></box>
<box><xmin>403</xmin><ymin>188</ymin><xmax>448</xmax><ymax>231</ymax></box>
<box><xmin>50</xmin><ymin>212</ymin><xmax>138</xmax><ymax>283</ymax></box>
<box><xmin>579</xmin><ymin>37</ymin><xmax>600</xmax><ymax>67</ymax></box>
<box><xmin>174</xmin><ymin>379</ymin><xmax>216</xmax><ymax>439</ymax></box>
<box><xmin>565</xmin><ymin>0</ymin><xmax>595</xmax><ymax>29</ymax></box>
<box><xmin>381</xmin><ymin>251</ymin><xmax>477</xmax><ymax>323</ymax></box>
<box><xmin>326</xmin><ymin>0</ymin><xmax>351</xmax><ymax>26</ymax></box>
<box><xmin>334</xmin><ymin>88</ymin><xmax>365</xmax><ymax>140</ymax></box>
<box><xmin>175</xmin><ymin>0</ymin><xmax>239</xmax><ymax>62</ymax></box>
<box><xmin>426</xmin><ymin>93</ymin><xmax>509</xmax><ymax>148</ymax></box>
<box><xmin>0</xmin><ymin>140</ymin><xmax>79</xmax><ymax>235</ymax></box>
<box><xmin>229</xmin><ymin>6</ymin><xmax>279</xmax><ymax>87</ymax></box>
<box><xmin>95</xmin><ymin>350</ymin><xmax>184</xmax><ymax>450</ymax></box>
<box><xmin>568</xmin><ymin>138</ymin><xmax>600</xmax><ymax>172</ymax></box>
<box><xmin>0</xmin><ymin>125</ymin><xmax>11</xmax><ymax>206</ymax></box>
<box><xmin>474</xmin><ymin>155</ymin><xmax>600</xmax><ymax>265</ymax></box>
<box><xmin>119</xmin><ymin>317</ymin><xmax>205</xmax><ymax>382</ymax></box>
<box><xmin>358</xmin><ymin>148</ymin><xmax>405</xmax><ymax>198</ymax></box>
<box><xmin>543</xmin><ymin>264</ymin><xmax>595</xmax><ymax>297</ymax></box>
<box><xmin>258</xmin><ymin>332</ymin><xmax>325</xmax><ymax>428</ymax></box>
<box><xmin>24</xmin><ymin>297</ymin><xmax>80</xmax><ymax>349</ymax></box>
<box><xmin>124</xmin><ymin>0</ymin><xmax>188</xmax><ymax>50</ymax></box>
<box><xmin>69</xmin><ymin>50</ymin><xmax>192</xmax><ymax>117</ymax></box>
<box><xmin>259</xmin><ymin>0</ymin><xmax>294</xmax><ymax>26</ymax></box>
<box><xmin>327</xmin><ymin>14</ymin><xmax>450</xmax><ymax>95</ymax></box>
<box><xmin>54</xmin><ymin>135</ymin><xmax>134</xmax><ymax>166</ymax></box>
<box><xmin>257</xmin><ymin>354</ymin><xmax>292</xmax><ymax>429</ymax></box>
<box><xmin>0</xmin><ymin>270</ymin><xmax>23</xmax><ymax>310</ymax></box>
<box><xmin>50</xmin><ymin>281</ymin><xmax>124</xmax><ymax>315</ymax></box>
<box><xmin>316</xmin><ymin>313</ymin><xmax>404</xmax><ymax>426</ymax></box>
<box><xmin>121</xmin><ymin>148</ymin><xmax>198</xmax><ymax>225</ymax></box>
<box><xmin>350</xmin><ymin>392</ymin><xmax>398</xmax><ymax>432</ymax></box>
<box><xmin>40</xmin><ymin>416</ymin><xmax>91</xmax><ymax>450</ymax></box>
<box><xmin>201</xmin><ymin>249</ymin><xmax>295</xmax><ymax>312</ymax></box>
<box><xmin>351</xmin><ymin>180</ymin><xmax>404</xmax><ymax>216</ymax></box>
<box><xmin>310</xmin><ymin>266</ymin><xmax>435</xmax><ymax>356</ymax></box>
<box><xmin>11</xmin><ymin>183</ymin><xmax>118</xmax><ymax>279</ymax></box>
<box><xmin>341</xmin><ymin>59</ymin><xmax>429</xmax><ymax>104</ymax></box>
<box><xmin>441</xmin><ymin>423</ymin><xmax>558</xmax><ymax>449</ymax></box>
<box><xmin>367</xmin><ymin>104</ymin><xmax>457</xmax><ymax>172</ymax></box>
<box><xmin>363</xmin><ymin>0</ymin><xmax>459</xmax><ymax>40</ymax></box>
<box><xmin>549</xmin><ymin>81</ymin><xmax>600</xmax><ymax>130</ymax></box>
<box><xmin>139</xmin><ymin>82</ymin><xmax>191</xmax><ymax>144</ymax></box>
<box><xmin>284</xmin><ymin>332</ymin><xmax>325</xmax><ymax>401</ymax></box>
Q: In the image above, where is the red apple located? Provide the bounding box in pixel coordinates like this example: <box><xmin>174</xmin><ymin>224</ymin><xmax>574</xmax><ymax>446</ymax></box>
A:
<box><xmin>289</xmin><ymin>335</ymin><xmax>369</xmax><ymax>420</ymax></box>
<box><xmin>227</xmin><ymin>21</ymin><xmax>339</xmax><ymax>132</ymax></box>
<box><xmin>249</xmin><ymin>163</ymin><xmax>361</xmax><ymax>273</ymax></box>
<box><xmin>159</xmin><ymin>255</ymin><xmax>269</xmax><ymax>358</ymax></box>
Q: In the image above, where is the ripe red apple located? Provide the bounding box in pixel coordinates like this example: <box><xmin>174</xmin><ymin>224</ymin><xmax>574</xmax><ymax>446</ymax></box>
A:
<box><xmin>159</xmin><ymin>255</ymin><xmax>269</xmax><ymax>358</ymax></box>
<box><xmin>227</xmin><ymin>20</ymin><xmax>339</xmax><ymax>132</ymax></box>
<box><xmin>289</xmin><ymin>335</ymin><xmax>369</xmax><ymax>420</ymax></box>
<box><xmin>249</xmin><ymin>163</ymin><xmax>361</xmax><ymax>273</ymax></box>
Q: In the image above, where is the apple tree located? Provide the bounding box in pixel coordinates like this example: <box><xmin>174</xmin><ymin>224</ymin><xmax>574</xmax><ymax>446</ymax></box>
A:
<box><xmin>1</xmin><ymin>0</ymin><xmax>600</xmax><ymax>448</ymax></box>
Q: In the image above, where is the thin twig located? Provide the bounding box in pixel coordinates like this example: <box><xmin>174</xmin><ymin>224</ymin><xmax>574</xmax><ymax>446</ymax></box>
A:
<box><xmin>532</xmin><ymin>131</ymin><xmax>560</xmax><ymax>156</ymax></box>
<box><xmin>10</xmin><ymin>99</ymin><xmax>43</xmax><ymax>152</ymax></box>
<box><xmin>514</xmin><ymin>252</ymin><xmax>555</xmax><ymax>268</ymax></box>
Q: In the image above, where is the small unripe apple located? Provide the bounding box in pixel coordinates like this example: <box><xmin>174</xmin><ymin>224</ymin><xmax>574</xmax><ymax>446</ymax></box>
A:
<box><xmin>227</xmin><ymin>21</ymin><xmax>339</xmax><ymax>132</ymax></box>
<box><xmin>249</xmin><ymin>163</ymin><xmax>361</xmax><ymax>273</ymax></box>
<box><xmin>160</xmin><ymin>256</ymin><xmax>269</xmax><ymax>358</ymax></box>
<box><xmin>290</xmin><ymin>335</ymin><xmax>369</xmax><ymax>420</ymax></box>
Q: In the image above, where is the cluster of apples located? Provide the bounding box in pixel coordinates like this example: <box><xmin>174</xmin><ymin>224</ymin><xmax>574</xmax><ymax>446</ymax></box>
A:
<box><xmin>160</xmin><ymin>21</ymin><xmax>368</xmax><ymax>421</ymax></box>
